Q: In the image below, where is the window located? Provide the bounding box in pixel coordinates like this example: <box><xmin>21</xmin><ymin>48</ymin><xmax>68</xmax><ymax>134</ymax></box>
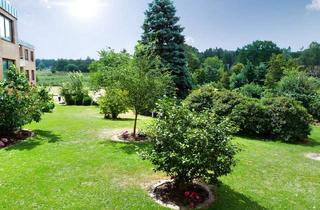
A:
<box><xmin>25</xmin><ymin>49</ymin><xmax>29</xmax><ymax>60</ymax></box>
<box><xmin>2</xmin><ymin>59</ymin><xmax>14</xmax><ymax>80</ymax></box>
<box><xmin>0</xmin><ymin>16</ymin><xmax>4</xmax><ymax>38</ymax></box>
<box><xmin>31</xmin><ymin>51</ymin><xmax>34</xmax><ymax>62</ymax></box>
<box><xmin>0</xmin><ymin>14</ymin><xmax>13</xmax><ymax>42</ymax></box>
<box><xmin>25</xmin><ymin>70</ymin><xmax>30</xmax><ymax>81</ymax></box>
<box><xmin>31</xmin><ymin>70</ymin><xmax>35</xmax><ymax>81</ymax></box>
<box><xmin>19</xmin><ymin>47</ymin><xmax>23</xmax><ymax>59</ymax></box>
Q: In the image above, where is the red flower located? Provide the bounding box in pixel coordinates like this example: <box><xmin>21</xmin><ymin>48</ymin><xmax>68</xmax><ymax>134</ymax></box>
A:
<box><xmin>184</xmin><ymin>191</ymin><xmax>191</xmax><ymax>197</ymax></box>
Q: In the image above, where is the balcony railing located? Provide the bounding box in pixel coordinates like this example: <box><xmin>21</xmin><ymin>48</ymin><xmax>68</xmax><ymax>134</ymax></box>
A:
<box><xmin>0</xmin><ymin>0</ymin><xmax>18</xmax><ymax>18</ymax></box>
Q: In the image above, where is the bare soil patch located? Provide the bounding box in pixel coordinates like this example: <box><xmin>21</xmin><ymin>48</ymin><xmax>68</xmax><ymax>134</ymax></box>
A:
<box><xmin>305</xmin><ymin>153</ymin><xmax>320</xmax><ymax>161</ymax></box>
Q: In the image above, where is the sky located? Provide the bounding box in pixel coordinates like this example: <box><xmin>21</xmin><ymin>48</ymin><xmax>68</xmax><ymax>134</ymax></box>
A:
<box><xmin>7</xmin><ymin>0</ymin><xmax>320</xmax><ymax>59</ymax></box>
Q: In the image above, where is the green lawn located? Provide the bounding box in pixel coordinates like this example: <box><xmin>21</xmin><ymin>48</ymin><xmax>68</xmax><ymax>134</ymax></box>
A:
<box><xmin>0</xmin><ymin>106</ymin><xmax>319</xmax><ymax>209</ymax></box>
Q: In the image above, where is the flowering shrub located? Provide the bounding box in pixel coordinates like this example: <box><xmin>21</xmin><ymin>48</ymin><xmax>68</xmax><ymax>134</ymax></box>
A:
<box><xmin>0</xmin><ymin>66</ymin><xmax>46</xmax><ymax>133</ymax></box>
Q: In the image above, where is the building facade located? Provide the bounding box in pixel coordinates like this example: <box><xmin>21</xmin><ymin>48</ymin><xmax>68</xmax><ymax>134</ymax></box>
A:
<box><xmin>0</xmin><ymin>0</ymin><xmax>36</xmax><ymax>84</ymax></box>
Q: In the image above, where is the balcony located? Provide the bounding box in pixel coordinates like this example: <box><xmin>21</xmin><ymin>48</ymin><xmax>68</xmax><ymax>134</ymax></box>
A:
<box><xmin>0</xmin><ymin>0</ymin><xmax>18</xmax><ymax>18</ymax></box>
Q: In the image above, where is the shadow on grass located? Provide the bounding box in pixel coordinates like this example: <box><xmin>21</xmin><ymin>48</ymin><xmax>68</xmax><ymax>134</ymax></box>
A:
<box><xmin>236</xmin><ymin>134</ymin><xmax>320</xmax><ymax>148</ymax></box>
<box><xmin>5</xmin><ymin>130</ymin><xmax>61</xmax><ymax>151</ymax></box>
<box><xmin>301</xmin><ymin>138</ymin><xmax>320</xmax><ymax>147</ymax></box>
<box><xmin>102</xmin><ymin>118</ymin><xmax>135</xmax><ymax>122</ymax></box>
<box><xmin>100</xmin><ymin>140</ymin><xmax>151</xmax><ymax>155</ymax></box>
<box><xmin>210</xmin><ymin>184</ymin><xmax>268</xmax><ymax>210</ymax></box>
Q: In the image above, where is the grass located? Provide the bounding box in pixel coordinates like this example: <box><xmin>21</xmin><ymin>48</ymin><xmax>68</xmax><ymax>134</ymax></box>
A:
<box><xmin>37</xmin><ymin>70</ymin><xmax>90</xmax><ymax>86</ymax></box>
<box><xmin>0</xmin><ymin>106</ymin><xmax>319</xmax><ymax>209</ymax></box>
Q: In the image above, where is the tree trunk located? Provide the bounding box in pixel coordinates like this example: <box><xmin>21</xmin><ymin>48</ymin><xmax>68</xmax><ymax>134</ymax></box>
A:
<box><xmin>174</xmin><ymin>179</ymin><xmax>189</xmax><ymax>193</ymax></box>
<box><xmin>112</xmin><ymin>113</ymin><xmax>117</xmax><ymax>119</ymax></box>
<box><xmin>133</xmin><ymin>111</ymin><xmax>138</xmax><ymax>138</ymax></box>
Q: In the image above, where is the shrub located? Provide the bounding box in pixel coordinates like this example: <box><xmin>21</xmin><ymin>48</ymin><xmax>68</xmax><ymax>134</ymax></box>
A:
<box><xmin>262</xmin><ymin>97</ymin><xmax>312</xmax><ymax>142</ymax></box>
<box><xmin>41</xmin><ymin>101</ymin><xmax>55</xmax><ymax>113</ymax></box>
<box><xmin>185</xmin><ymin>85</ymin><xmax>312</xmax><ymax>142</ymax></box>
<box><xmin>232</xmin><ymin>97</ymin><xmax>311</xmax><ymax>142</ymax></box>
<box><xmin>231</xmin><ymin>99</ymin><xmax>269</xmax><ymax>136</ymax></box>
<box><xmin>212</xmin><ymin>90</ymin><xmax>244</xmax><ymax>117</ymax></box>
<box><xmin>276</xmin><ymin>71</ymin><xmax>319</xmax><ymax>108</ymax></box>
<box><xmin>145</xmin><ymin>99</ymin><xmax>238</xmax><ymax>190</ymax></box>
<box><xmin>184</xmin><ymin>84</ymin><xmax>243</xmax><ymax>116</ymax></box>
<box><xmin>309</xmin><ymin>96</ymin><xmax>320</xmax><ymax>121</ymax></box>
<box><xmin>61</xmin><ymin>72</ymin><xmax>89</xmax><ymax>105</ymax></box>
<box><xmin>0</xmin><ymin>66</ymin><xmax>45</xmax><ymax>133</ymax></box>
<box><xmin>38</xmin><ymin>87</ymin><xmax>55</xmax><ymax>112</ymax></box>
<box><xmin>183</xmin><ymin>84</ymin><xmax>217</xmax><ymax>112</ymax></box>
<box><xmin>238</xmin><ymin>83</ymin><xmax>264</xmax><ymax>99</ymax></box>
<box><xmin>83</xmin><ymin>95</ymin><xmax>93</xmax><ymax>106</ymax></box>
<box><xmin>98</xmin><ymin>88</ymin><xmax>129</xmax><ymax>119</ymax></box>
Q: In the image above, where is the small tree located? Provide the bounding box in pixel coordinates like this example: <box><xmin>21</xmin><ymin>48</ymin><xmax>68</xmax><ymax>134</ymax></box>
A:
<box><xmin>61</xmin><ymin>72</ymin><xmax>91</xmax><ymax>105</ymax></box>
<box><xmin>145</xmin><ymin>99</ymin><xmax>238</xmax><ymax>191</ymax></box>
<box><xmin>193</xmin><ymin>56</ymin><xmax>224</xmax><ymax>85</ymax></box>
<box><xmin>98</xmin><ymin>88</ymin><xmax>129</xmax><ymax>119</ymax></box>
<box><xmin>0</xmin><ymin>66</ymin><xmax>45</xmax><ymax>133</ymax></box>
<box><xmin>38</xmin><ymin>87</ymin><xmax>55</xmax><ymax>112</ymax></box>
<box><xmin>121</xmin><ymin>54</ymin><xmax>172</xmax><ymax>136</ymax></box>
<box><xmin>100</xmin><ymin>46</ymin><xmax>173</xmax><ymax>136</ymax></box>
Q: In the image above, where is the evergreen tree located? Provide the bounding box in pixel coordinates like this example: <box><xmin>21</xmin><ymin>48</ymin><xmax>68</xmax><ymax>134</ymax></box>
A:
<box><xmin>142</xmin><ymin>0</ymin><xmax>192</xmax><ymax>97</ymax></box>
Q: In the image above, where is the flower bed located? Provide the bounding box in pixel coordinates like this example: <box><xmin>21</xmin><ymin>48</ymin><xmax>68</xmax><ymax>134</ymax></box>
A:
<box><xmin>111</xmin><ymin>130</ymin><xmax>148</xmax><ymax>143</ymax></box>
<box><xmin>149</xmin><ymin>180</ymin><xmax>214</xmax><ymax>209</ymax></box>
<box><xmin>0</xmin><ymin>129</ymin><xmax>34</xmax><ymax>149</ymax></box>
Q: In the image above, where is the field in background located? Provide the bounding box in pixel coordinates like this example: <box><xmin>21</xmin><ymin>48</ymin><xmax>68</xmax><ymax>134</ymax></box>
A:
<box><xmin>37</xmin><ymin>70</ymin><xmax>90</xmax><ymax>86</ymax></box>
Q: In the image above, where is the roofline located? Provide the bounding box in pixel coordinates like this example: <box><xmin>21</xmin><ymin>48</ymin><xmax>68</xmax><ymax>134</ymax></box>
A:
<box><xmin>19</xmin><ymin>40</ymin><xmax>35</xmax><ymax>50</ymax></box>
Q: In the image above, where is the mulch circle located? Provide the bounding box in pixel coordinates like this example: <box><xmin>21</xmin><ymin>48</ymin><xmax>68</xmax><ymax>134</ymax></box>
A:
<box><xmin>149</xmin><ymin>180</ymin><xmax>214</xmax><ymax>209</ymax></box>
<box><xmin>0</xmin><ymin>129</ymin><xmax>34</xmax><ymax>149</ymax></box>
<box><xmin>110</xmin><ymin>131</ymin><xmax>149</xmax><ymax>143</ymax></box>
<box><xmin>111</xmin><ymin>135</ymin><xmax>150</xmax><ymax>143</ymax></box>
<box><xmin>305</xmin><ymin>153</ymin><xmax>320</xmax><ymax>161</ymax></box>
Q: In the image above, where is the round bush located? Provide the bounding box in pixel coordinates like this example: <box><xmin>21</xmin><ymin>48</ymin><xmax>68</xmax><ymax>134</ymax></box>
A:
<box><xmin>183</xmin><ymin>84</ymin><xmax>217</xmax><ymax>112</ymax></box>
<box><xmin>212</xmin><ymin>90</ymin><xmax>244</xmax><ymax>117</ymax></box>
<box><xmin>238</xmin><ymin>83</ymin><xmax>264</xmax><ymax>99</ymax></box>
<box><xmin>98</xmin><ymin>89</ymin><xmax>128</xmax><ymax>119</ymax></box>
<box><xmin>184</xmin><ymin>84</ymin><xmax>243</xmax><ymax>116</ymax></box>
<box><xmin>145</xmin><ymin>99</ymin><xmax>238</xmax><ymax>189</ymax></box>
<box><xmin>231</xmin><ymin>99</ymin><xmax>269</xmax><ymax>137</ymax></box>
<box><xmin>262</xmin><ymin>97</ymin><xmax>312</xmax><ymax>142</ymax></box>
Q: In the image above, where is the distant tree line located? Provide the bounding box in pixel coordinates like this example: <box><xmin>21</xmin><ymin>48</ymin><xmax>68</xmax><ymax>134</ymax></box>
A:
<box><xmin>36</xmin><ymin>57</ymin><xmax>94</xmax><ymax>73</ymax></box>
<box><xmin>184</xmin><ymin>41</ymin><xmax>320</xmax><ymax>87</ymax></box>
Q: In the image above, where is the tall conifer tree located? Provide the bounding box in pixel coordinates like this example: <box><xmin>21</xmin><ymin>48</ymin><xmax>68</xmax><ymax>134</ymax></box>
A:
<box><xmin>142</xmin><ymin>0</ymin><xmax>192</xmax><ymax>97</ymax></box>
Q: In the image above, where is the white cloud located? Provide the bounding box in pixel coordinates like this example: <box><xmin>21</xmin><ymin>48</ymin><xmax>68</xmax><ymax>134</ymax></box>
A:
<box><xmin>306</xmin><ymin>0</ymin><xmax>320</xmax><ymax>11</ymax></box>
<box><xmin>39</xmin><ymin>0</ymin><xmax>106</xmax><ymax>9</ymax></box>
<box><xmin>38</xmin><ymin>0</ymin><xmax>108</xmax><ymax>20</ymax></box>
